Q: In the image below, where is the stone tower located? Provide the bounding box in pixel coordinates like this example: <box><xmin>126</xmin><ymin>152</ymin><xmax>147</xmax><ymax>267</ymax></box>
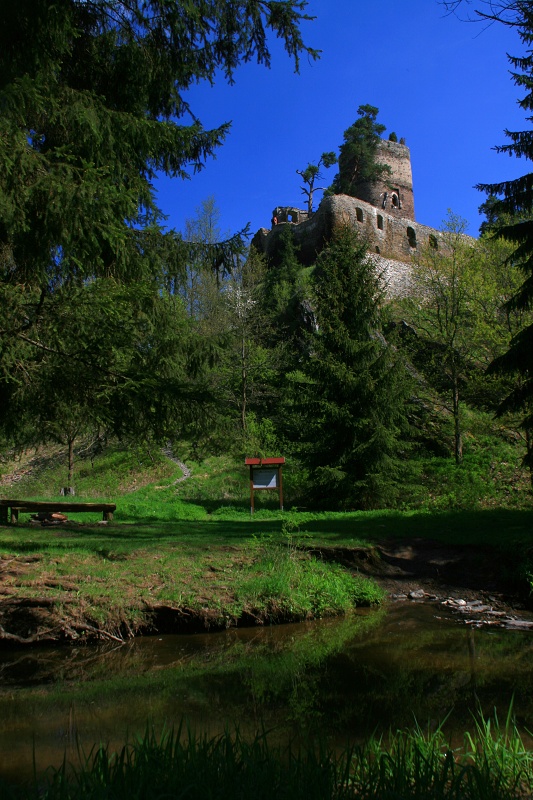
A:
<box><xmin>350</xmin><ymin>139</ymin><xmax>415</xmax><ymax>222</ymax></box>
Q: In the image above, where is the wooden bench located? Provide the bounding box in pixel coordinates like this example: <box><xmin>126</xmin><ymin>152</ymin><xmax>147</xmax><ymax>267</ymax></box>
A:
<box><xmin>0</xmin><ymin>500</ymin><xmax>116</xmax><ymax>525</ymax></box>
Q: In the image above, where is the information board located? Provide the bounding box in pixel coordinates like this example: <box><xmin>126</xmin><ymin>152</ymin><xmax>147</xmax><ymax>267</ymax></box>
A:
<box><xmin>252</xmin><ymin>469</ymin><xmax>278</xmax><ymax>489</ymax></box>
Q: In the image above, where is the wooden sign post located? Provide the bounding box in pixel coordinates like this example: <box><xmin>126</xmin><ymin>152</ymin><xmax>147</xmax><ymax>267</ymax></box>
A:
<box><xmin>245</xmin><ymin>457</ymin><xmax>285</xmax><ymax>514</ymax></box>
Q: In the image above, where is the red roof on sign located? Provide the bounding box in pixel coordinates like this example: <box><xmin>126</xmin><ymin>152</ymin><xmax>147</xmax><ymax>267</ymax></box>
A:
<box><xmin>245</xmin><ymin>457</ymin><xmax>285</xmax><ymax>466</ymax></box>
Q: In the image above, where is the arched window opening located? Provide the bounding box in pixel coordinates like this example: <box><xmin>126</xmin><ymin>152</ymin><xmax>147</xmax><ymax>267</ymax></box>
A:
<box><xmin>377</xmin><ymin>215</ymin><xmax>384</xmax><ymax>230</ymax></box>
<box><xmin>429</xmin><ymin>234</ymin><xmax>438</xmax><ymax>250</ymax></box>
<box><xmin>356</xmin><ymin>207</ymin><xmax>364</xmax><ymax>223</ymax></box>
<box><xmin>407</xmin><ymin>226</ymin><xmax>417</xmax><ymax>248</ymax></box>
<box><xmin>391</xmin><ymin>193</ymin><xmax>399</xmax><ymax>207</ymax></box>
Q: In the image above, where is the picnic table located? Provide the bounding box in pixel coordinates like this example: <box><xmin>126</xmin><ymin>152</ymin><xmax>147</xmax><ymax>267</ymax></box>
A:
<box><xmin>0</xmin><ymin>499</ymin><xmax>116</xmax><ymax>525</ymax></box>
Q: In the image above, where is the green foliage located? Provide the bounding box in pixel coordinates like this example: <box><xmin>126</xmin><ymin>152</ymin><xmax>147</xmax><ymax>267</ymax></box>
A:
<box><xmin>290</xmin><ymin>227</ymin><xmax>411</xmax><ymax>509</ymax></box>
<box><xmin>329</xmin><ymin>104</ymin><xmax>390</xmax><ymax>197</ymax></box>
<box><xmin>2</xmin><ymin>714</ymin><xmax>532</xmax><ymax>800</ymax></box>
<box><xmin>0</xmin><ymin>0</ymin><xmax>316</xmax><ymax>446</ymax></box>
<box><xmin>395</xmin><ymin>213</ymin><xmax>532</xmax><ymax>468</ymax></box>
<box><xmin>469</xmin><ymin>7</ymin><xmax>533</xmax><ymax>468</ymax></box>
<box><xmin>236</xmin><ymin>538</ymin><xmax>383</xmax><ymax>619</ymax></box>
<box><xmin>259</xmin><ymin>225</ymin><xmax>315</xmax><ymax>393</ymax></box>
<box><xmin>0</xmin><ymin>0</ymin><xmax>316</xmax><ymax>283</ymax></box>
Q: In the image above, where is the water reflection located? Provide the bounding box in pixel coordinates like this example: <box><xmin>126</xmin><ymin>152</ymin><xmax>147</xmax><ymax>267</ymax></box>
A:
<box><xmin>1</xmin><ymin>603</ymin><xmax>532</xmax><ymax>780</ymax></box>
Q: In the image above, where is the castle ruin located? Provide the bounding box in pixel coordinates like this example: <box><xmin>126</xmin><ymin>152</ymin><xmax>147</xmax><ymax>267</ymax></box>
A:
<box><xmin>252</xmin><ymin>139</ymin><xmax>453</xmax><ymax>297</ymax></box>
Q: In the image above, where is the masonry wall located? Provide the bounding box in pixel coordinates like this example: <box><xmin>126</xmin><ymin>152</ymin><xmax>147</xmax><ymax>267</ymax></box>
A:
<box><xmin>353</xmin><ymin>139</ymin><xmax>415</xmax><ymax>222</ymax></box>
<box><xmin>252</xmin><ymin>194</ymin><xmax>443</xmax><ymax>272</ymax></box>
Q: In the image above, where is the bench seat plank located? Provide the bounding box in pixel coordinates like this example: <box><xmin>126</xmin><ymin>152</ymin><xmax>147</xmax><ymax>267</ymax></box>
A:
<box><xmin>0</xmin><ymin>500</ymin><xmax>116</xmax><ymax>524</ymax></box>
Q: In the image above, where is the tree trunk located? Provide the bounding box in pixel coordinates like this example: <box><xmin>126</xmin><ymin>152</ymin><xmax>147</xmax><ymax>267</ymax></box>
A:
<box><xmin>68</xmin><ymin>436</ymin><xmax>75</xmax><ymax>486</ymax></box>
<box><xmin>451</xmin><ymin>361</ymin><xmax>463</xmax><ymax>465</ymax></box>
<box><xmin>241</xmin><ymin>334</ymin><xmax>247</xmax><ymax>431</ymax></box>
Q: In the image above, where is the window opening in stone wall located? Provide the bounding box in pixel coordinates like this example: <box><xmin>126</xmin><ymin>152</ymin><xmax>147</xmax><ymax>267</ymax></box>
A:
<box><xmin>390</xmin><ymin>188</ymin><xmax>401</xmax><ymax>209</ymax></box>
<box><xmin>407</xmin><ymin>227</ymin><xmax>417</xmax><ymax>248</ymax></box>
<box><xmin>375</xmin><ymin>246</ymin><xmax>380</xmax><ymax>254</ymax></box>
<box><xmin>356</xmin><ymin>207</ymin><xmax>364</xmax><ymax>222</ymax></box>
<box><xmin>429</xmin><ymin>234</ymin><xmax>438</xmax><ymax>250</ymax></box>
<box><xmin>289</xmin><ymin>212</ymin><xmax>297</xmax><ymax>223</ymax></box>
<box><xmin>377</xmin><ymin>215</ymin><xmax>384</xmax><ymax>230</ymax></box>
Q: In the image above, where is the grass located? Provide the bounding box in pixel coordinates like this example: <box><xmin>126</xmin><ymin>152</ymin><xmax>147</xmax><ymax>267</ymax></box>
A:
<box><xmin>3</xmin><ymin>419</ymin><xmax>532</xmax><ymax>514</ymax></box>
<box><xmin>1</xmin><ymin>502</ymin><xmax>532</xmax><ymax>643</ymax></box>
<box><xmin>234</xmin><ymin>537</ymin><xmax>384</xmax><ymax>620</ymax></box>
<box><xmin>1</xmin><ymin>712</ymin><xmax>532</xmax><ymax>799</ymax></box>
<box><xmin>0</xmin><ymin>513</ymin><xmax>384</xmax><ymax>641</ymax></box>
<box><xmin>1</xmin><ymin>444</ymin><xmax>533</xmax><ymax>794</ymax></box>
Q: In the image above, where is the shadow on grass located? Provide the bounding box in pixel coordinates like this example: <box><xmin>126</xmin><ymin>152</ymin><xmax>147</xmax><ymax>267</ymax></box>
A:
<box><xmin>1</xmin><ymin>507</ymin><xmax>532</xmax><ymax>554</ymax></box>
<box><xmin>299</xmin><ymin>508</ymin><xmax>533</xmax><ymax>549</ymax></box>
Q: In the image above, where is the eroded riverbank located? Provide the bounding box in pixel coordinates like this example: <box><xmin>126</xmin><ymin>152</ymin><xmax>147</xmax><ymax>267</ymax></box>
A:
<box><xmin>1</xmin><ymin>532</ymin><xmax>532</xmax><ymax>646</ymax></box>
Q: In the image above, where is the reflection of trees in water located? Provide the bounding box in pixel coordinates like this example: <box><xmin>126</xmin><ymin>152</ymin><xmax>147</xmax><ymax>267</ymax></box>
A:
<box><xmin>2</xmin><ymin>608</ymin><xmax>533</xmax><ymax>742</ymax></box>
<box><xmin>314</xmin><ymin>620</ymin><xmax>533</xmax><ymax>737</ymax></box>
<box><xmin>239</xmin><ymin>614</ymin><xmax>386</xmax><ymax>727</ymax></box>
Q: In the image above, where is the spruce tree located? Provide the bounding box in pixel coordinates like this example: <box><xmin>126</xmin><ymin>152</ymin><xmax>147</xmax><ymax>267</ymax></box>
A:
<box><xmin>0</xmin><ymin>1</ymin><xmax>316</xmax><ymax>444</ymax></box>
<box><xmin>329</xmin><ymin>105</ymin><xmax>390</xmax><ymax>198</ymax></box>
<box><xmin>469</xmin><ymin>7</ymin><xmax>533</xmax><ymax>464</ymax></box>
<box><xmin>261</xmin><ymin>225</ymin><xmax>314</xmax><ymax>356</ymax></box>
<box><xmin>294</xmin><ymin>227</ymin><xmax>411</xmax><ymax>509</ymax></box>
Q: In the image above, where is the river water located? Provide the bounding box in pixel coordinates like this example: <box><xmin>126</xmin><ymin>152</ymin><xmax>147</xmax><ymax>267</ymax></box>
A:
<box><xmin>1</xmin><ymin>602</ymin><xmax>533</xmax><ymax>781</ymax></box>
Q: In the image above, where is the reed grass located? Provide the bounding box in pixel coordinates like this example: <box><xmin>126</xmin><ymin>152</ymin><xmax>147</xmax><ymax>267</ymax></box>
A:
<box><xmin>1</xmin><ymin>712</ymin><xmax>532</xmax><ymax>799</ymax></box>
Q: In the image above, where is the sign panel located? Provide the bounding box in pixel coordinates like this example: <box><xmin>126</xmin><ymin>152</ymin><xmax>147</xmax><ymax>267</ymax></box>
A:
<box><xmin>252</xmin><ymin>468</ymin><xmax>278</xmax><ymax>489</ymax></box>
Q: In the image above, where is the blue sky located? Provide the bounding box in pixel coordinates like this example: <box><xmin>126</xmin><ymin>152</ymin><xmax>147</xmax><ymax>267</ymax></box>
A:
<box><xmin>154</xmin><ymin>1</ymin><xmax>527</xmax><ymax>240</ymax></box>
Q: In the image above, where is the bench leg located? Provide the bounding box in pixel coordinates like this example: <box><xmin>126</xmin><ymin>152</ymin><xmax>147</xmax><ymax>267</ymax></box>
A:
<box><xmin>103</xmin><ymin>511</ymin><xmax>113</xmax><ymax>521</ymax></box>
<box><xmin>0</xmin><ymin>508</ymin><xmax>7</xmax><ymax>525</ymax></box>
<box><xmin>10</xmin><ymin>509</ymin><xmax>18</xmax><ymax>525</ymax></box>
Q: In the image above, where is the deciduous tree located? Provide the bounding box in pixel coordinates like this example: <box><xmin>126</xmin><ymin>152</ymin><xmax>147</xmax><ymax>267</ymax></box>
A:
<box><xmin>399</xmin><ymin>214</ymin><xmax>476</xmax><ymax>465</ymax></box>
<box><xmin>444</xmin><ymin>1</ymin><xmax>533</xmax><ymax>472</ymax></box>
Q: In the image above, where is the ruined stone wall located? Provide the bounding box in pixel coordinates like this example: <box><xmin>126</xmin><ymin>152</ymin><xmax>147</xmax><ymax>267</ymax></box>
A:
<box><xmin>272</xmin><ymin>206</ymin><xmax>310</xmax><ymax>225</ymax></box>
<box><xmin>252</xmin><ymin>194</ymin><xmax>444</xmax><ymax>273</ymax></box>
<box><xmin>251</xmin><ymin>136</ymin><xmax>471</xmax><ymax>299</ymax></box>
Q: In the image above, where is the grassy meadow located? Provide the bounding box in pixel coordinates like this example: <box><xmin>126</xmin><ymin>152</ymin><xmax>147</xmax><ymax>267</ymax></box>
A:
<box><xmin>0</xmin><ymin>439</ymin><xmax>532</xmax><ymax>643</ymax></box>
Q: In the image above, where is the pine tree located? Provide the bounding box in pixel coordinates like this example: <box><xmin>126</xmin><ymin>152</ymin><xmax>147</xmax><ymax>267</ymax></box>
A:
<box><xmin>296</xmin><ymin>151</ymin><xmax>337</xmax><ymax>213</ymax></box>
<box><xmin>329</xmin><ymin>105</ymin><xmax>390</xmax><ymax>198</ymax></box>
<box><xmin>469</xmin><ymin>7</ymin><xmax>533</xmax><ymax>468</ymax></box>
<box><xmin>0</xmin><ymin>1</ymin><xmax>316</xmax><ymax>444</ymax></box>
<box><xmin>293</xmin><ymin>227</ymin><xmax>411</xmax><ymax>509</ymax></box>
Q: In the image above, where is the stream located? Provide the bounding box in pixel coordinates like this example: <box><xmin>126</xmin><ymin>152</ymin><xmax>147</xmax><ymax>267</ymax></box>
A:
<box><xmin>1</xmin><ymin>601</ymin><xmax>533</xmax><ymax>781</ymax></box>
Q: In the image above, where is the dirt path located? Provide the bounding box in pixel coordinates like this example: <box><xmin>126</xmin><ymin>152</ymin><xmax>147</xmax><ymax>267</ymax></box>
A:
<box><xmin>358</xmin><ymin>538</ymin><xmax>514</xmax><ymax>599</ymax></box>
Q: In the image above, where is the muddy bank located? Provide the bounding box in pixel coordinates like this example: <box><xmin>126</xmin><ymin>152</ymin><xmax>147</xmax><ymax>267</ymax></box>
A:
<box><xmin>311</xmin><ymin>538</ymin><xmax>533</xmax><ymax>628</ymax></box>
